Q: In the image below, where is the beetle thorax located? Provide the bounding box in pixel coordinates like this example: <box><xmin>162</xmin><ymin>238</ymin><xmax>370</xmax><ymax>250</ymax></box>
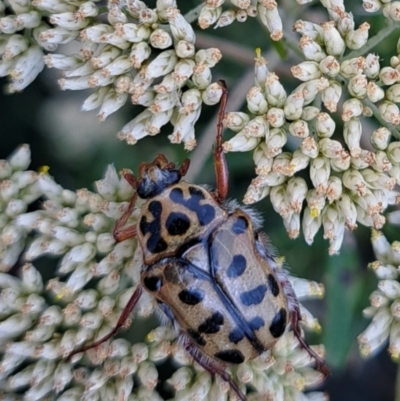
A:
<box><xmin>137</xmin><ymin>165</ymin><xmax>180</xmax><ymax>199</ymax></box>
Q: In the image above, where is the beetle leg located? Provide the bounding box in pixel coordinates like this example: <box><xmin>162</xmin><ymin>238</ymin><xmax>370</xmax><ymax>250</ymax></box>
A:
<box><xmin>66</xmin><ymin>286</ymin><xmax>142</xmax><ymax>360</ymax></box>
<box><xmin>277</xmin><ymin>270</ymin><xmax>330</xmax><ymax>378</ymax></box>
<box><xmin>113</xmin><ymin>191</ymin><xmax>138</xmax><ymax>242</ymax></box>
<box><xmin>214</xmin><ymin>80</ymin><xmax>229</xmax><ymax>203</ymax></box>
<box><xmin>290</xmin><ymin>305</ymin><xmax>330</xmax><ymax>378</ymax></box>
<box><xmin>181</xmin><ymin>335</ymin><xmax>247</xmax><ymax>401</ymax></box>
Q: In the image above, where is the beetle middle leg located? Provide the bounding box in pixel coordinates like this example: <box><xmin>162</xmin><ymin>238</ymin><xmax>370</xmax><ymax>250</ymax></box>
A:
<box><xmin>214</xmin><ymin>80</ymin><xmax>229</xmax><ymax>203</ymax></box>
<box><xmin>181</xmin><ymin>335</ymin><xmax>247</xmax><ymax>401</ymax></box>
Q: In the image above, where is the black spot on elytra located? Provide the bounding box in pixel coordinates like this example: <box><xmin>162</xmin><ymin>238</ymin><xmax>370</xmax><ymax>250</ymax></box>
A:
<box><xmin>232</xmin><ymin>216</ymin><xmax>248</xmax><ymax>234</ymax></box>
<box><xmin>166</xmin><ymin>212</ymin><xmax>191</xmax><ymax>236</ymax></box>
<box><xmin>269</xmin><ymin>308</ymin><xmax>287</xmax><ymax>338</ymax></box>
<box><xmin>227</xmin><ymin>254</ymin><xmax>247</xmax><ymax>278</ymax></box>
<box><xmin>268</xmin><ymin>274</ymin><xmax>280</xmax><ymax>297</ymax></box>
<box><xmin>187</xmin><ymin>329</ymin><xmax>206</xmax><ymax>346</ymax></box>
<box><xmin>240</xmin><ymin>284</ymin><xmax>267</xmax><ymax>306</ymax></box>
<box><xmin>169</xmin><ymin>187</ymin><xmax>215</xmax><ymax>226</ymax></box>
<box><xmin>178</xmin><ymin>288</ymin><xmax>205</xmax><ymax>305</ymax></box>
<box><xmin>229</xmin><ymin>328</ymin><xmax>244</xmax><ymax>344</ymax></box>
<box><xmin>249</xmin><ymin>316</ymin><xmax>265</xmax><ymax>331</ymax></box>
<box><xmin>198</xmin><ymin>311</ymin><xmax>224</xmax><ymax>334</ymax></box>
<box><xmin>143</xmin><ymin>276</ymin><xmax>163</xmax><ymax>292</ymax></box>
<box><xmin>214</xmin><ymin>349</ymin><xmax>245</xmax><ymax>364</ymax></box>
<box><xmin>140</xmin><ymin>201</ymin><xmax>167</xmax><ymax>254</ymax></box>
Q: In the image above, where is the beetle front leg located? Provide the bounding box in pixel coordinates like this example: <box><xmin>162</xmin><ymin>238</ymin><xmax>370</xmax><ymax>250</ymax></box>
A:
<box><xmin>66</xmin><ymin>286</ymin><xmax>143</xmax><ymax>360</ymax></box>
<box><xmin>113</xmin><ymin>171</ymin><xmax>139</xmax><ymax>242</ymax></box>
<box><xmin>181</xmin><ymin>335</ymin><xmax>247</xmax><ymax>401</ymax></box>
<box><xmin>214</xmin><ymin>80</ymin><xmax>229</xmax><ymax>204</ymax></box>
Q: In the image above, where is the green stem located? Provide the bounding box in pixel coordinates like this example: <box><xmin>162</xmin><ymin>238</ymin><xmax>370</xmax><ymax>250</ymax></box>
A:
<box><xmin>184</xmin><ymin>3</ymin><xmax>205</xmax><ymax>24</ymax></box>
<box><xmin>344</xmin><ymin>19</ymin><xmax>400</xmax><ymax>61</ymax></box>
<box><xmin>396</xmin><ymin>360</ymin><xmax>400</xmax><ymax>401</ymax></box>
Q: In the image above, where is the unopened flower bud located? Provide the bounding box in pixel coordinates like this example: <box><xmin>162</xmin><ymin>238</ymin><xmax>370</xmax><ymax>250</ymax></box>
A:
<box><xmin>321</xmin><ymin>80</ymin><xmax>342</xmax><ymax>112</ymax></box>
<box><xmin>266</xmin><ymin>107</ymin><xmax>285</xmax><ymax>127</ymax></box>
<box><xmin>291</xmin><ymin>61</ymin><xmax>321</xmax><ymax>81</ymax></box>
<box><xmin>198</xmin><ymin>5</ymin><xmax>222</xmax><ymax>29</ymax></box>
<box><xmin>321</xmin><ymin>21</ymin><xmax>346</xmax><ymax>56</ymax></box>
<box><xmin>288</xmin><ymin>119</ymin><xmax>309</xmax><ymax>138</ymax></box>
<box><xmin>316</xmin><ymin>112</ymin><xmax>335</xmax><ymax>138</ymax></box>
<box><xmin>348</xmin><ymin>74</ymin><xmax>368</xmax><ymax>98</ymax></box>
<box><xmin>301</xmin><ymin>106</ymin><xmax>319</xmax><ymax>121</ymax></box>
<box><xmin>264</xmin><ymin>73</ymin><xmax>286</xmax><ymax>107</ymax></box>
<box><xmin>319</xmin><ymin>55</ymin><xmax>340</xmax><ymax>77</ymax></box>
<box><xmin>379</xmin><ymin>101</ymin><xmax>400</xmax><ymax>125</ymax></box>
<box><xmin>246</xmin><ymin>86</ymin><xmax>268</xmax><ymax>114</ymax></box>
<box><xmin>346</xmin><ymin>22</ymin><xmax>370</xmax><ymax>50</ymax></box>
<box><xmin>257</xmin><ymin>3</ymin><xmax>282</xmax><ymax>41</ymax></box>
<box><xmin>299</xmin><ymin>35</ymin><xmax>327</xmax><ymax>62</ymax></box>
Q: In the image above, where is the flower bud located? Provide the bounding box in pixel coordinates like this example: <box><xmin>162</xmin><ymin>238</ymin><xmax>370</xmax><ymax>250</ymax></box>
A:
<box><xmin>310</xmin><ymin>157</ymin><xmax>330</xmax><ymax>193</ymax></box>
<box><xmin>348</xmin><ymin>74</ymin><xmax>368</xmax><ymax>98</ymax></box>
<box><xmin>202</xmin><ymin>81</ymin><xmax>223</xmax><ymax>105</ymax></box>
<box><xmin>167</xmin><ymin>7</ymin><xmax>195</xmax><ymax>43</ymax></box>
<box><xmin>291</xmin><ymin>61</ymin><xmax>321</xmax><ymax>81</ymax></box>
<box><xmin>223</xmin><ymin>112</ymin><xmax>250</xmax><ymax>132</ymax></box>
<box><xmin>301</xmin><ymin>106</ymin><xmax>319</xmax><ymax>121</ymax></box>
<box><xmin>319</xmin><ymin>55</ymin><xmax>340</xmax><ymax>77</ymax></box>
<box><xmin>222</xmin><ymin>133</ymin><xmax>259</xmax><ymax>152</ymax></box>
<box><xmin>321</xmin><ymin>80</ymin><xmax>342</xmax><ymax>112</ymax></box>
<box><xmin>257</xmin><ymin>3</ymin><xmax>282</xmax><ymax>41</ymax></box>
<box><xmin>344</xmin><ymin>117</ymin><xmax>362</xmax><ymax>157</ymax></box>
<box><xmin>371</xmin><ymin>127</ymin><xmax>391</xmax><ymax>150</ymax></box>
<box><xmin>198</xmin><ymin>5</ymin><xmax>222</xmax><ymax>29</ymax></box>
<box><xmin>300</xmin><ymin>136</ymin><xmax>319</xmax><ymax>159</ymax></box>
<box><xmin>266</xmin><ymin>107</ymin><xmax>285</xmax><ymax>127</ymax></box>
<box><xmin>246</xmin><ymin>86</ymin><xmax>268</xmax><ymax>114</ymax></box>
<box><xmin>149</xmin><ymin>28</ymin><xmax>172</xmax><ymax>49</ymax></box>
<box><xmin>284</xmin><ymin>90</ymin><xmax>305</xmax><ymax>120</ymax></box>
<box><xmin>299</xmin><ymin>35</ymin><xmax>327</xmax><ymax>62</ymax></box>
<box><xmin>265</xmin><ymin>72</ymin><xmax>286</xmax><ymax>107</ymax></box>
<box><xmin>346</xmin><ymin>22</ymin><xmax>370</xmax><ymax>50</ymax></box>
<box><xmin>379</xmin><ymin>101</ymin><xmax>400</xmax><ymax>125</ymax></box>
<box><xmin>288</xmin><ymin>119</ymin><xmax>309</xmax><ymax>138</ymax></box>
<box><xmin>366</xmin><ymin>81</ymin><xmax>385</xmax><ymax>103</ymax></box>
<box><xmin>290</xmin><ymin>149</ymin><xmax>310</xmax><ymax>173</ymax></box>
<box><xmin>342</xmin><ymin>98</ymin><xmax>363</xmax><ymax>121</ymax></box>
<box><xmin>321</xmin><ymin>21</ymin><xmax>345</xmax><ymax>56</ymax></box>
<box><xmin>215</xmin><ymin>10</ymin><xmax>236</xmax><ymax>28</ymax></box>
<box><xmin>316</xmin><ymin>112</ymin><xmax>335</xmax><ymax>138</ymax></box>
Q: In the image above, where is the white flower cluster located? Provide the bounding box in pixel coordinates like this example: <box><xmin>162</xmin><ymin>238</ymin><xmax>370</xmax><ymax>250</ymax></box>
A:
<box><xmin>358</xmin><ymin>228</ymin><xmax>400</xmax><ymax>359</ymax></box>
<box><xmin>0</xmin><ymin>2</ymin><xmax>223</xmax><ymax>150</ymax></box>
<box><xmin>198</xmin><ymin>0</ymin><xmax>283</xmax><ymax>41</ymax></box>
<box><xmin>0</xmin><ymin>146</ymin><xmax>327</xmax><ymax>400</ymax></box>
<box><xmin>0</xmin><ymin>145</ymin><xmax>43</xmax><ymax>272</ymax></box>
<box><xmin>46</xmin><ymin>3</ymin><xmax>225</xmax><ymax>150</ymax></box>
<box><xmin>223</xmin><ymin>0</ymin><xmax>400</xmax><ymax>254</ymax></box>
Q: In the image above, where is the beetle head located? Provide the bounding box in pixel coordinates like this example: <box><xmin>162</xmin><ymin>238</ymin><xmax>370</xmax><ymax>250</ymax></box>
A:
<box><xmin>134</xmin><ymin>154</ymin><xmax>190</xmax><ymax>199</ymax></box>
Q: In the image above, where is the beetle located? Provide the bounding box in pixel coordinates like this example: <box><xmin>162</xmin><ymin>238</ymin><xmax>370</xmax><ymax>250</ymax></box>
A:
<box><xmin>68</xmin><ymin>80</ymin><xmax>329</xmax><ymax>400</ymax></box>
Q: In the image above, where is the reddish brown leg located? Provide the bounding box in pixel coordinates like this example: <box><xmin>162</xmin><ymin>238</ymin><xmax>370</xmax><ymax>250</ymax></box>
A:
<box><xmin>181</xmin><ymin>335</ymin><xmax>247</xmax><ymax>401</ymax></box>
<box><xmin>290</xmin><ymin>307</ymin><xmax>330</xmax><ymax>378</ymax></box>
<box><xmin>214</xmin><ymin>80</ymin><xmax>229</xmax><ymax>203</ymax></box>
<box><xmin>66</xmin><ymin>286</ymin><xmax>143</xmax><ymax>360</ymax></box>
<box><xmin>179</xmin><ymin>158</ymin><xmax>190</xmax><ymax>177</ymax></box>
<box><xmin>113</xmin><ymin>171</ymin><xmax>140</xmax><ymax>242</ymax></box>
